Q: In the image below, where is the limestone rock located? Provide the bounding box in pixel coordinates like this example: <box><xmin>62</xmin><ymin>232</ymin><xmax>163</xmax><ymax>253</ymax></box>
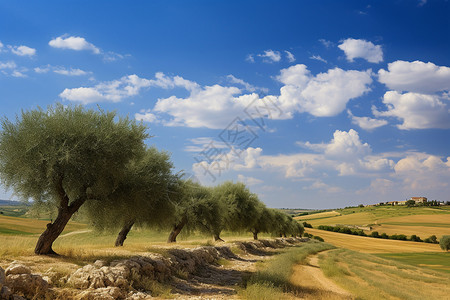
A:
<box><xmin>5</xmin><ymin>264</ymin><xmax>31</xmax><ymax>276</ymax></box>
<box><xmin>5</xmin><ymin>273</ymin><xmax>49</xmax><ymax>299</ymax></box>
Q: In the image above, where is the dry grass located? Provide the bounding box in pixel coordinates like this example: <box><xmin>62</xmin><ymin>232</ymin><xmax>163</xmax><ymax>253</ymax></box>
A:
<box><xmin>305</xmin><ymin>228</ymin><xmax>441</xmax><ymax>253</ymax></box>
<box><xmin>301</xmin><ymin>212</ymin><xmax>377</xmax><ymax>227</ymax></box>
<box><xmin>319</xmin><ymin>249</ymin><xmax>450</xmax><ymax>300</ymax></box>
<box><xmin>294</xmin><ymin>211</ymin><xmax>341</xmax><ymax>221</ymax></box>
<box><xmin>0</xmin><ymin>215</ymin><xmax>86</xmax><ymax>235</ymax></box>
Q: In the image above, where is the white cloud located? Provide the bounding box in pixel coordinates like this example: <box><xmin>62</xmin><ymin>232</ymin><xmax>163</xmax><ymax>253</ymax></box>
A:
<box><xmin>0</xmin><ymin>61</ymin><xmax>17</xmax><ymax>70</ymax></box>
<box><xmin>258</xmin><ymin>50</ymin><xmax>281</xmax><ymax>63</ymax></box>
<box><xmin>277</xmin><ymin>64</ymin><xmax>373</xmax><ymax>117</ymax></box>
<box><xmin>303</xmin><ymin>180</ymin><xmax>343</xmax><ymax>193</ymax></box>
<box><xmin>338</xmin><ymin>38</ymin><xmax>383</xmax><ymax>63</ymax></box>
<box><xmin>285</xmin><ymin>51</ymin><xmax>296</xmax><ymax>63</ymax></box>
<box><xmin>0</xmin><ymin>61</ymin><xmax>28</xmax><ymax>77</ymax></box>
<box><xmin>11</xmin><ymin>70</ymin><xmax>27</xmax><ymax>78</ymax></box>
<box><xmin>60</xmin><ymin>72</ymin><xmax>199</xmax><ymax>105</ymax></box>
<box><xmin>34</xmin><ymin>66</ymin><xmax>50</xmax><ymax>73</ymax></box>
<box><xmin>309</xmin><ymin>55</ymin><xmax>327</xmax><ymax>63</ymax></box>
<box><xmin>9</xmin><ymin>45</ymin><xmax>36</xmax><ymax>57</ymax></box>
<box><xmin>394</xmin><ymin>154</ymin><xmax>450</xmax><ymax>191</ymax></box>
<box><xmin>319</xmin><ymin>39</ymin><xmax>333</xmax><ymax>48</ymax></box>
<box><xmin>134</xmin><ymin>109</ymin><xmax>159</xmax><ymax>124</ymax></box>
<box><xmin>378</xmin><ymin>60</ymin><xmax>450</xmax><ymax>94</ymax></box>
<box><xmin>53</xmin><ymin>67</ymin><xmax>90</xmax><ymax>76</ymax></box>
<box><xmin>49</xmin><ymin>35</ymin><xmax>100</xmax><ymax>54</ymax></box>
<box><xmin>0</xmin><ymin>41</ymin><xmax>3</xmax><ymax>50</ymax></box>
<box><xmin>245</xmin><ymin>54</ymin><xmax>255</xmax><ymax>63</ymax></box>
<box><xmin>347</xmin><ymin>110</ymin><xmax>387</xmax><ymax>131</ymax></box>
<box><xmin>237</xmin><ymin>174</ymin><xmax>263</xmax><ymax>186</ymax></box>
<box><xmin>374</xmin><ymin>91</ymin><xmax>450</xmax><ymax>129</ymax></box>
<box><xmin>153</xmin><ymin>84</ymin><xmax>247</xmax><ymax>128</ymax></box>
<box><xmin>183</xmin><ymin>137</ymin><xmax>228</xmax><ymax>152</ymax></box>
<box><xmin>226</xmin><ymin>75</ymin><xmax>268</xmax><ymax>93</ymax></box>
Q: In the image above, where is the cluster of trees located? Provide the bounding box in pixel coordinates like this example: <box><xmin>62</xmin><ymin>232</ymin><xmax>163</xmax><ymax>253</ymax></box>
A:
<box><xmin>317</xmin><ymin>225</ymin><xmax>439</xmax><ymax>244</ymax></box>
<box><xmin>441</xmin><ymin>235</ymin><xmax>450</xmax><ymax>251</ymax></box>
<box><xmin>0</xmin><ymin>105</ymin><xmax>303</xmax><ymax>255</ymax></box>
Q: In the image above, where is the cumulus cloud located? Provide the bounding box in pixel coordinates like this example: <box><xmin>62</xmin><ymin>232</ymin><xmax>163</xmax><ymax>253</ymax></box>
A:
<box><xmin>237</xmin><ymin>174</ymin><xmax>263</xmax><ymax>186</ymax></box>
<box><xmin>60</xmin><ymin>72</ymin><xmax>199</xmax><ymax>105</ymax></box>
<box><xmin>153</xmin><ymin>84</ymin><xmax>247</xmax><ymax>128</ymax></box>
<box><xmin>257</xmin><ymin>50</ymin><xmax>281</xmax><ymax>63</ymax></box>
<box><xmin>347</xmin><ymin>110</ymin><xmax>388</xmax><ymax>131</ymax></box>
<box><xmin>378</xmin><ymin>60</ymin><xmax>450</xmax><ymax>94</ymax></box>
<box><xmin>142</xmin><ymin>64</ymin><xmax>372</xmax><ymax>129</ymax></box>
<box><xmin>338</xmin><ymin>38</ymin><xmax>383</xmax><ymax>63</ymax></box>
<box><xmin>373</xmin><ymin>91</ymin><xmax>450</xmax><ymax>130</ymax></box>
<box><xmin>49</xmin><ymin>35</ymin><xmax>100</xmax><ymax>54</ymax></box>
<box><xmin>135</xmin><ymin>109</ymin><xmax>159</xmax><ymax>123</ymax></box>
<box><xmin>394</xmin><ymin>154</ymin><xmax>450</xmax><ymax>191</ymax></box>
<box><xmin>277</xmin><ymin>64</ymin><xmax>373</xmax><ymax>117</ymax></box>
<box><xmin>9</xmin><ymin>45</ymin><xmax>36</xmax><ymax>56</ymax></box>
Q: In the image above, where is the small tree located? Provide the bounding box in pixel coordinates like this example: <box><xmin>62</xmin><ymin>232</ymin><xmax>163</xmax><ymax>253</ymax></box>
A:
<box><xmin>166</xmin><ymin>180</ymin><xmax>221</xmax><ymax>243</ymax></box>
<box><xmin>440</xmin><ymin>235</ymin><xmax>450</xmax><ymax>251</ymax></box>
<box><xmin>83</xmin><ymin>147</ymin><xmax>176</xmax><ymax>246</ymax></box>
<box><xmin>212</xmin><ymin>181</ymin><xmax>260</xmax><ymax>241</ymax></box>
<box><xmin>249</xmin><ymin>205</ymin><xmax>276</xmax><ymax>240</ymax></box>
<box><xmin>406</xmin><ymin>200</ymin><xmax>415</xmax><ymax>207</ymax></box>
<box><xmin>0</xmin><ymin>104</ymin><xmax>147</xmax><ymax>254</ymax></box>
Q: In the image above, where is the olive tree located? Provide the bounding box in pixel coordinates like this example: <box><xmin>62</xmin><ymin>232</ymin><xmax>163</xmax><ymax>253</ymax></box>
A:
<box><xmin>83</xmin><ymin>147</ymin><xmax>176</xmax><ymax>246</ymax></box>
<box><xmin>249</xmin><ymin>204</ymin><xmax>276</xmax><ymax>240</ymax></box>
<box><xmin>440</xmin><ymin>235</ymin><xmax>450</xmax><ymax>251</ymax></box>
<box><xmin>211</xmin><ymin>181</ymin><xmax>260</xmax><ymax>241</ymax></box>
<box><xmin>167</xmin><ymin>180</ymin><xmax>222</xmax><ymax>243</ymax></box>
<box><xmin>0</xmin><ymin>105</ymin><xmax>147</xmax><ymax>254</ymax></box>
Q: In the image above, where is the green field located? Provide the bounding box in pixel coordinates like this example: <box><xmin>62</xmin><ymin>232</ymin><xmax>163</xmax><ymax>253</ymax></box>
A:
<box><xmin>376</xmin><ymin>252</ymin><xmax>450</xmax><ymax>273</ymax></box>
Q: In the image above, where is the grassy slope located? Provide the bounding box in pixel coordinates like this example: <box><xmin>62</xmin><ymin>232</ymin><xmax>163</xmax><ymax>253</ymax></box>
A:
<box><xmin>376</xmin><ymin>252</ymin><xmax>450</xmax><ymax>273</ymax></box>
<box><xmin>319</xmin><ymin>249</ymin><xmax>450</xmax><ymax>300</ymax></box>
<box><xmin>305</xmin><ymin>228</ymin><xmax>441</xmax><ymax>253</ymax></box>
<box><xmin>296</xmin><ymin>205</ymin><xmax>450</xmax><ymax>239</ymax></box>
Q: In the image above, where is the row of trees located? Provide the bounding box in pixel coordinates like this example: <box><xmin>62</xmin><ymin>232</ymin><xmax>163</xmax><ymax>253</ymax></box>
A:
<box><xmin>317</xmin><ymin>225</ymin><xmax>439</xmax><ymax>244</ymax></box>
<box><xmin>0</xmin><ymin>105</ymin><xmax>303</xmax><ymax>255</ymax></box>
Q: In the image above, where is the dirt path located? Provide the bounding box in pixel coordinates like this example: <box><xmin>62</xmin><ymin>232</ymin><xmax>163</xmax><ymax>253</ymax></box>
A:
<box><xmin>59</xmin><ymin>229</ymin><xmax>92</xmax><ymax>237</ymax></box>
<box><xmin>290</xmin><ymin>251</ymin><xmax>353</xmax><ymax>299</ymax></box>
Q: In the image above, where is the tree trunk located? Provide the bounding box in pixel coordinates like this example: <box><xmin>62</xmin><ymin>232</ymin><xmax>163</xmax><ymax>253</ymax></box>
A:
<box><xmin>34</xmin><ymin>210</ymin><xmax>73</xmax><ymax>255</ymax></box>
<box><xmin>167</xmin><ymin>216</ymin><xmax>187</xmax><ymax>243</ymax></box>
<box><xmin>214</xmin><ymin>233</ymin><xmax>224</xmax><ymax>242</ymax></box>
<box><xmin>34</xmin><ymin>177</ymin><xmax>86</xmax><ymax>255</ymax></box>
<box><xmin>253</xmin><ymin>231</ymin><xmax>259</xmax><ymax>240</ymax></box>
<box><xmin>115</xmin><ymin>220</ymin><xmax>135</xmax><ymax>247</ymax></box>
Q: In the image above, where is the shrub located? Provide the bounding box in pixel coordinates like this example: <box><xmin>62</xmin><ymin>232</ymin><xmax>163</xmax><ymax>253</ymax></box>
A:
<box><xmin>313</xmin><ymin>236</ymin><xmax>324</xmax><ymax>242</ymax></box>
<box><xmin>440</xmin><ymin>235</ymin><xmax>450</xmax><ymax>251</ymax></box>
<box><xmin>424</xmin><ymin>235</ymin><xmax>438</xmax><ymax>244</ymax></box>
<box><xmin>371</xmin><ymin>231</ymin><xmax>380</xmax><ymax>238</ymax></box>
<box><xmin>302</xmin><ymin>222</ymin><xmax>313</xmax><ymax>228</ymax></box>
<box><xmin>380</xmin><ymin>233</ymin><xmax>389</xmax><ymax>239</ymax></box>
<box><xmin>409</xmin><ymin>235</ymin><xmax>422</xmax><ymax>242</ymax></box>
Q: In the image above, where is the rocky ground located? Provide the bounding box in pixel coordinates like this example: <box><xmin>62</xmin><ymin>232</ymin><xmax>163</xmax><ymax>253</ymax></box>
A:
<box><xmin>0</xmin><ymin>238</ymin><xmax>306</xmax><ymax>299</ymax></box>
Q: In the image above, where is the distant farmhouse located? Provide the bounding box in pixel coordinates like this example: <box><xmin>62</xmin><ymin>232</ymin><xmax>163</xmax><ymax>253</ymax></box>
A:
<box><xmin>378</xmin><ymin>197</ymin><xmax>427</xmax><ymax>206</ymax></box>
<box><xmin>409</xmin><ymin>197</ymin><xmax>427</xmax><ymax>204</ymax></box>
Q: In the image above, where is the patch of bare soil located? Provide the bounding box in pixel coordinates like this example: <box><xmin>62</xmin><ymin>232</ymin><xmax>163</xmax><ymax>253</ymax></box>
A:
<box><xmin>290</xmin><ymin>251</ymin><xmax>353</xmax><ymax>300</ymax></box>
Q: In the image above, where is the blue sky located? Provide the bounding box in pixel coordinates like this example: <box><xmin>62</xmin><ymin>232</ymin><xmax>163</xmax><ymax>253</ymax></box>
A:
<box><xmin>1</xmin><ymin>0</ymin><xmax>449</xmax><ymax>208</ymax></box>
